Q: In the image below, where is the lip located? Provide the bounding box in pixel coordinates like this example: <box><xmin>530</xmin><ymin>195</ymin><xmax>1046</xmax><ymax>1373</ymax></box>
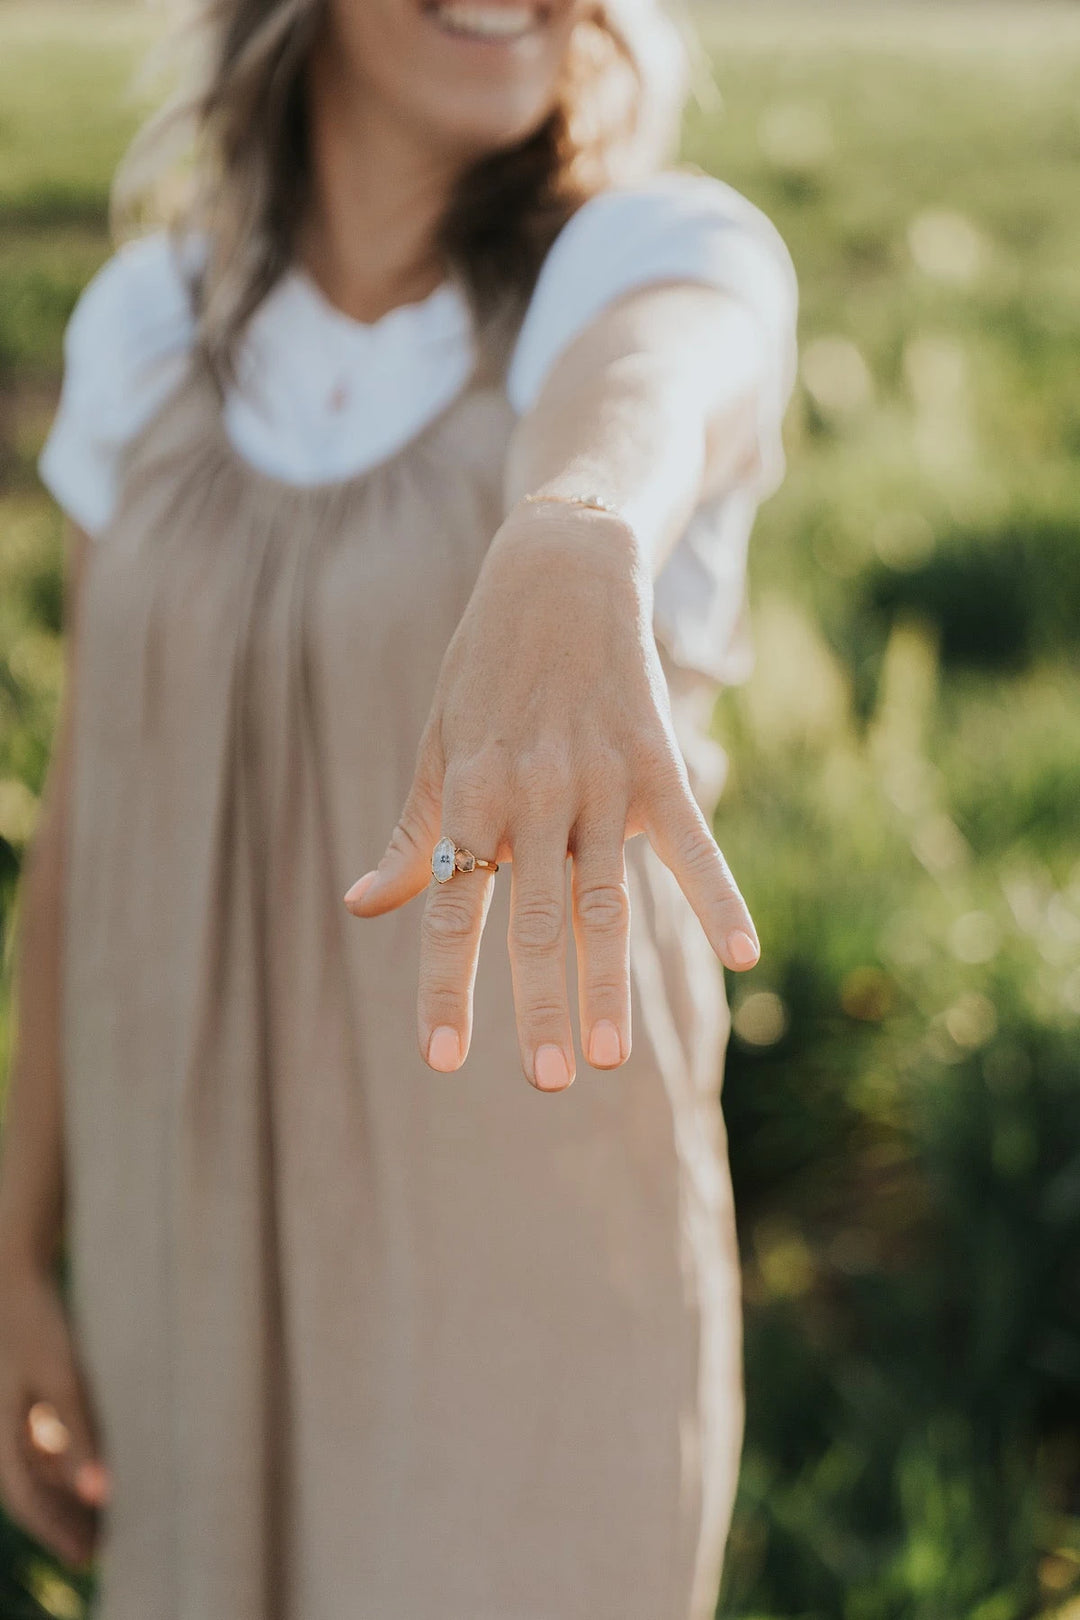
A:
<box><xmin>420</xmin><ymin>0</ymin><xmax>550</xmax><ymax>46</ymax></box>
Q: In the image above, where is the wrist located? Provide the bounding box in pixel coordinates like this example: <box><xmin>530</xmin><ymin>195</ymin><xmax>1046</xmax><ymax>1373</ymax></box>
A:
<box><xmin>0</xmin><ymin>1208</ymin><xmax>62</xmax><ymax>1284</ymax></box>
<box><xmin>493</xmin><ymin>493</ymin><xmax>647</xmax><ymax>582</ymax></box>
<box><xmin>0</xmin><ymin>1238</ymin><xmax>54</xmax><ymax>1288</ymax></box>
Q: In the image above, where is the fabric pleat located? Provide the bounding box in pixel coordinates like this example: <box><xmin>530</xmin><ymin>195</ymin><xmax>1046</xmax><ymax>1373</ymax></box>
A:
<box><xmin>62</xmin><ymin>361</ymin><xmax>743</xmax><ymax>1620</ymax></box>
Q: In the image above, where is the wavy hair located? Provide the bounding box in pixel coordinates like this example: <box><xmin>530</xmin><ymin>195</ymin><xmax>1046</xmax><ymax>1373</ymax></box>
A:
<box><xmin>114</xmin><ymin>0</ymin><xmax>691</xmax><ymax>381</ymax></box>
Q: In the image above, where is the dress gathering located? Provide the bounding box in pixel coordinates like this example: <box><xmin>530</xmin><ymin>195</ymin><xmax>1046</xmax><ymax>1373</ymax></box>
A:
<box><xmin>39</xmin><ymin>170</ymin><xmax>797</xmax><ymax>1620</ymax></box>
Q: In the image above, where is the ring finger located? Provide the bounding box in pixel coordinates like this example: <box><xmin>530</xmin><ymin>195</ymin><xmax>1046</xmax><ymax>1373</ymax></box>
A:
<box><xmin>570</xmin><ymin>801</ymin><xmax>632</xmax><ymax>1069</ymax></box>
<box><xmin>417</xmin><ymin>803</ymin><xmax>502</xmax><ymax>1073</ymax></box>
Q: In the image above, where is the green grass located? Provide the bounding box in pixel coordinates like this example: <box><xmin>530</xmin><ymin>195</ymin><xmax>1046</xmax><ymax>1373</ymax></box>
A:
<box><xmin>1</xmin><ymin>4</ymin><xmax>1079</xmax><ymax>1617</ymax></box>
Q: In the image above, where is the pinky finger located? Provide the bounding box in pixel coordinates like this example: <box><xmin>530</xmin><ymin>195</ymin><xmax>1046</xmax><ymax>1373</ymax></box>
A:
<box><xmin>645</xmin><ymin>778</ymin><xmax>760</xmax><ymax>971</ymax></box>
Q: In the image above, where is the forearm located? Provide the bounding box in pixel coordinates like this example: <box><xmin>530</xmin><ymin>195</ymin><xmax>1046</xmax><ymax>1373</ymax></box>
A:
<box><xmin>0</xmin><ymin>526</ymin><xmax>86</xmax><ymax>1279</ymax></box>
<box><xmin>504</xmin><ymin>283</ymin><xmax>767</xmax><ymax>577</ymax></box>
<box><xmin>0</xmin><ymin>805</ymin><xmax>68</xmax><ymax>1276</ymax></box>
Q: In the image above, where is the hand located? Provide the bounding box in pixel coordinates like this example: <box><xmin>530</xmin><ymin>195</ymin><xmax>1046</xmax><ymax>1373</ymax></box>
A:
<box><xmin>0</xmin><ymin>1258</ymin><xmax>109</xmax><ymax>1568</ymax></box>
<box><xmin>344</xmin><ymin>502</ymin><xmax>759</xmax><ymax>1091</ymax></box>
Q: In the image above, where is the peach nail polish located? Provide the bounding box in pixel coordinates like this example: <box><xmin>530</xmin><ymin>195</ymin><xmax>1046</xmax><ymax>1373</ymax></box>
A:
<box><xmin>534</xmin><ymin>1044</ymin><xmax>572</xmax><ymax>1091</ymax></box>
<box><xmin>74</xmin><ymin>1461</ymin><xmax>110</xmax><ymax>1507</ymax></box>
<box><xmin>344</xmin><ymin>871</ymin><xmax>377</xmax><ymax>908</ymax></box>
<box><xmin>726</xmin><ymin>930</ymin><xmax>760</xmax><ymax>967</ymax></box>
<box><xmin>587</xmin><ymin>1020</ymin><xmax>622</xmax><ymax>1068</ymax></box>
<box><xmin>427</xmin><ymin>1026</ymin><xmax>462</xmax><ymax>1072</ymax></box>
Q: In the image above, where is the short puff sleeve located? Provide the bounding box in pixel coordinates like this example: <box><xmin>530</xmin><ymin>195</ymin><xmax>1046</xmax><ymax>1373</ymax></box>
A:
<box><xmin>507</xmin><ymin>172</ymin><xmax>798</xmax><ymax>697</ymax></box>
<box><xmin>38</xmin><ymin>234</ymin><xmax>197</xmax><ymax>537</ymax></box>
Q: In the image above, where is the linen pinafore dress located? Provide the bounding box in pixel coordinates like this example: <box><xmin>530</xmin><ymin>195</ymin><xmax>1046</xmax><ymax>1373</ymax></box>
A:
<box><xmin>61</xmin><ymin>332</ymin><xmax>743</xmax><ymax>1620</ymax></box>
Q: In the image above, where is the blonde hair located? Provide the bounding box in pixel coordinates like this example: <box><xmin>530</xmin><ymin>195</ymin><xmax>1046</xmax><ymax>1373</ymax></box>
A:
<box><xmin>114</xmin><ymin>0</ymin><xmax>691</xmax><ymax>380</ymax></box>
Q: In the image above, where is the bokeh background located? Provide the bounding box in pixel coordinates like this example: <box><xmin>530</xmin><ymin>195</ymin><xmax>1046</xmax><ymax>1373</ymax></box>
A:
<box><xmin>1</xmin><ymin>2</ymin><xmax>1079</xmax><ymax>1616</ymax></box>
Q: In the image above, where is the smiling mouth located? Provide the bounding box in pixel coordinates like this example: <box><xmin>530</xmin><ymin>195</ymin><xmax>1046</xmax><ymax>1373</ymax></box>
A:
<box><xmin>422</xmin><ymin>1</ymin><xmax>547</xmax><ymax>42</ymax></box>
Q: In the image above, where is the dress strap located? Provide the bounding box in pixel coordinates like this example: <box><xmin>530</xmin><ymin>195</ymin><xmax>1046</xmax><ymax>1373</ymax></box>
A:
<box><xmin>468</xmin><ymin>294</ymin><xmax>524</xmax><ymax>393</ymax></box>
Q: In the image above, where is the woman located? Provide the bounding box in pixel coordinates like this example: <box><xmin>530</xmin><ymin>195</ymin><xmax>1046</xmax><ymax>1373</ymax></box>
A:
<box><xmin>0</xmin><ymin>0</ymin><xmax>796</xmax><ymax>1614</ymax></box>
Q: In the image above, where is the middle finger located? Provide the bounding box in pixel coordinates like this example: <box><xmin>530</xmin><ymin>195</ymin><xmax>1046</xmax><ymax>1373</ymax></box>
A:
<box><xmin>570</xmin><ymin>799</ymin><xmax>632</xmax><ymax>1070</ymax></box>
<box><xmin>507</xmin><ymin>825</ymin><xmax>575</xmax><ymax>1092</ymax></box>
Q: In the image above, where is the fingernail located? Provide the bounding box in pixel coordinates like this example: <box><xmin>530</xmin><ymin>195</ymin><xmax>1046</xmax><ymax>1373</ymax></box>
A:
<box><xmin>726</xmin><ymin>930</ymin><xmax>760</xmax><ymax>968</ymax></box>
<box><xmin>344</xmin><ymin>871</ymin><xmax>377</xmax><ymax>908</ymax></box>
<box><xmin>74</xmin><ymin>1461</ymin><xmax>110</xmax><ymax>1507</ymax></box>
<box><xmin>534</xmin><ymin>1044</ymin><xmax>572</xmax><ymax>1091</ymax></box>
<box><xmin>427</xmin><ymin>1026</ymin><xmax>462</xmax><ymax>1072</ymax></box>
<box><xmin>587</xmin><ymin>1020</ymin><xmax>622</xmax><ymax>1068</ymax></box>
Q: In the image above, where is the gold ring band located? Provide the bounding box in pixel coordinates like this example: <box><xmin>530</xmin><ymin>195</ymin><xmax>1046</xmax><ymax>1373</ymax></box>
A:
<box><xmin>432</xmin><ymin>837</ymin><xmax>499</xmax><ymax>884</ymax></box>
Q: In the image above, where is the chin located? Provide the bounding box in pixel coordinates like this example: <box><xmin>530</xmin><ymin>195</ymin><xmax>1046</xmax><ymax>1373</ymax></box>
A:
<box><xmin>416</xmin><ymin>1</ymin><xmax>574</xmax><ymax>147</ymax></box>
<box><xmin>426</xmin><ymin>88</ymin><xmax>561</xmax><ymax>157</ymax></box>
<box><xmin>332</xmin><ymin>0</ymin><xmax>578</xmax><ymax>154</ymax></box>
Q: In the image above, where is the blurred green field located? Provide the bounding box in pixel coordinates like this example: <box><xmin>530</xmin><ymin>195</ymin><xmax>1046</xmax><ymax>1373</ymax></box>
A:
<box><xmin>1</xmin><ymin>3</ymin><xmax>1079</xmax><ymax>1618</ymax></box>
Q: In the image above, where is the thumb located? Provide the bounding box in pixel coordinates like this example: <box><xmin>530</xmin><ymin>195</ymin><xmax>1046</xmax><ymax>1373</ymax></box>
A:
<box><xmin>53</xmin><ymin>1373</ymin><xmax>108</xmax><ymax>1509</ymax></box>
<box><xmin>344</xmin><ymin>741</ymin><xmax>442</xmax><ymax>916</ymax></box>
<box><xmin>30</xmin><ymin>1378</ymin><xmax>109</xmax><ymax>1510</ymax></box>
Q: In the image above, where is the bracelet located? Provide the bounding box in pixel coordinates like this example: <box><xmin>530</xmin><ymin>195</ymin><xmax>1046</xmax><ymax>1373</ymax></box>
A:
<box><xmin>520</xmin><ymin>491</ymin><xmax>620</xmax><ymax>516</ymax></box>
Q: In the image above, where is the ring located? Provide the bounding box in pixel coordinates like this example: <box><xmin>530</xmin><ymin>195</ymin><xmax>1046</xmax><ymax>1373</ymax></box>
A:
<box><xmin>432</xmin><ymin>836</ymin><xmax>499</xmax><ymax>884</ymax></box>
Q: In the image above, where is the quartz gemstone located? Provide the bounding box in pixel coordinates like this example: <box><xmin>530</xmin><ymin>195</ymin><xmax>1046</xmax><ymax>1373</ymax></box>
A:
<box><xmin>432</xmin><ymin>837</ymin><xmax>457</xmax><ymax>883</ymax></box>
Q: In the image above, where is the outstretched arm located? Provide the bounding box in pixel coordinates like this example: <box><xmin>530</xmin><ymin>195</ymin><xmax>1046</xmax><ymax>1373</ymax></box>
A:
<box><xmin>346</xmin><ymin>283</ymin><xmax>775</xmax><ymax>1089</ymax></box>
<box><xmin>505</xmin><ymin>281</ymin><xmax>769</xmax><ymax>573</ymax></box>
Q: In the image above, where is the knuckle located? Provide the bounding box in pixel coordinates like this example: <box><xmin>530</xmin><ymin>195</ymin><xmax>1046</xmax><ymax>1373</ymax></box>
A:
<box><xmin>509</xmin><ymin>743</ymin><xmax>573</xmax><ymax>804</ymax></box>
<box><xmin>575</xmin><ymin>880</ymin><xmax>630</xmax><ymax>934</ymax></box>
<box><xmin>634</xmin><ymin>728</ymin><xmax>679</xmax><ymax>784</ymax></box>
<box><xmin>508</xmin><ymin>895</ymin><xmax>564</xmax><ymax>955</ymax></box>
<box><xmin>516</xmin><ymin>997</ymin><xmax>566</xmax><ymax>1031</ymax></box>
<box><xmin>421</xmin><ymin>897</ymin><xmax>476</xmax><ymax>950</ymax></box>
<box><xmin>443</xmin><ymin>756</ymin><xmax>499</xmax><ymax>820</ymax></box>
<box><xmin>584</xmin><ymin>975</ymin><xmax>628</xmax><ymax>1006</ymax></box>
<box><xmin>678</xmin><ymin>824</ymin><xmax>720</xmax><ymax>877</ymax></box>
<box><xmin>586</xmin><ymin>745</ymin><xmax>630</xmax><ymax>794</ymax></box>
<box><xmin>399</xmin><ymin>773</ymin><xmax>443</xmax><ymax>839</ymax></box>
<box><xmin>415</xmin><ymin>716</ymin><xmax>442</xmax><ymax>770</ymax></box>
<box><xmin>411</xmin><ymin>754</ymin><xmax>442</xmax><ymax>810</ymax></box>
<box><xmin>390</xmin><ymin>813</ymin><xmax>429</xmax><ymax>861</ymax></box>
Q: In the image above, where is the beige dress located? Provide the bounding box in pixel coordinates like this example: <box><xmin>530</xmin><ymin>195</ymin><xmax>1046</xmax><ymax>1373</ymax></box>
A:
<box><xmin>61</xmin><ymin>344</ymin><xmax>744</xmax><ymax>1620</ymax></box>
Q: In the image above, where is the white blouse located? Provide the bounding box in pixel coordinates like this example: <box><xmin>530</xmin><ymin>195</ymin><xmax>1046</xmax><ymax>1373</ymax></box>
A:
<box><xmin>39</xmin><ymin>171</ymin><xmax>797</xmax><ymax>683</ymax></box>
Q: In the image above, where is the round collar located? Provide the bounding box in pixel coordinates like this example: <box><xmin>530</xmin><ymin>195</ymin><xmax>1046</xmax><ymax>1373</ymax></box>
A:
<box><xmin>225</xmin><ymin>266</ymin><xmax>478</xmax><ymax>486</ymax></box>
